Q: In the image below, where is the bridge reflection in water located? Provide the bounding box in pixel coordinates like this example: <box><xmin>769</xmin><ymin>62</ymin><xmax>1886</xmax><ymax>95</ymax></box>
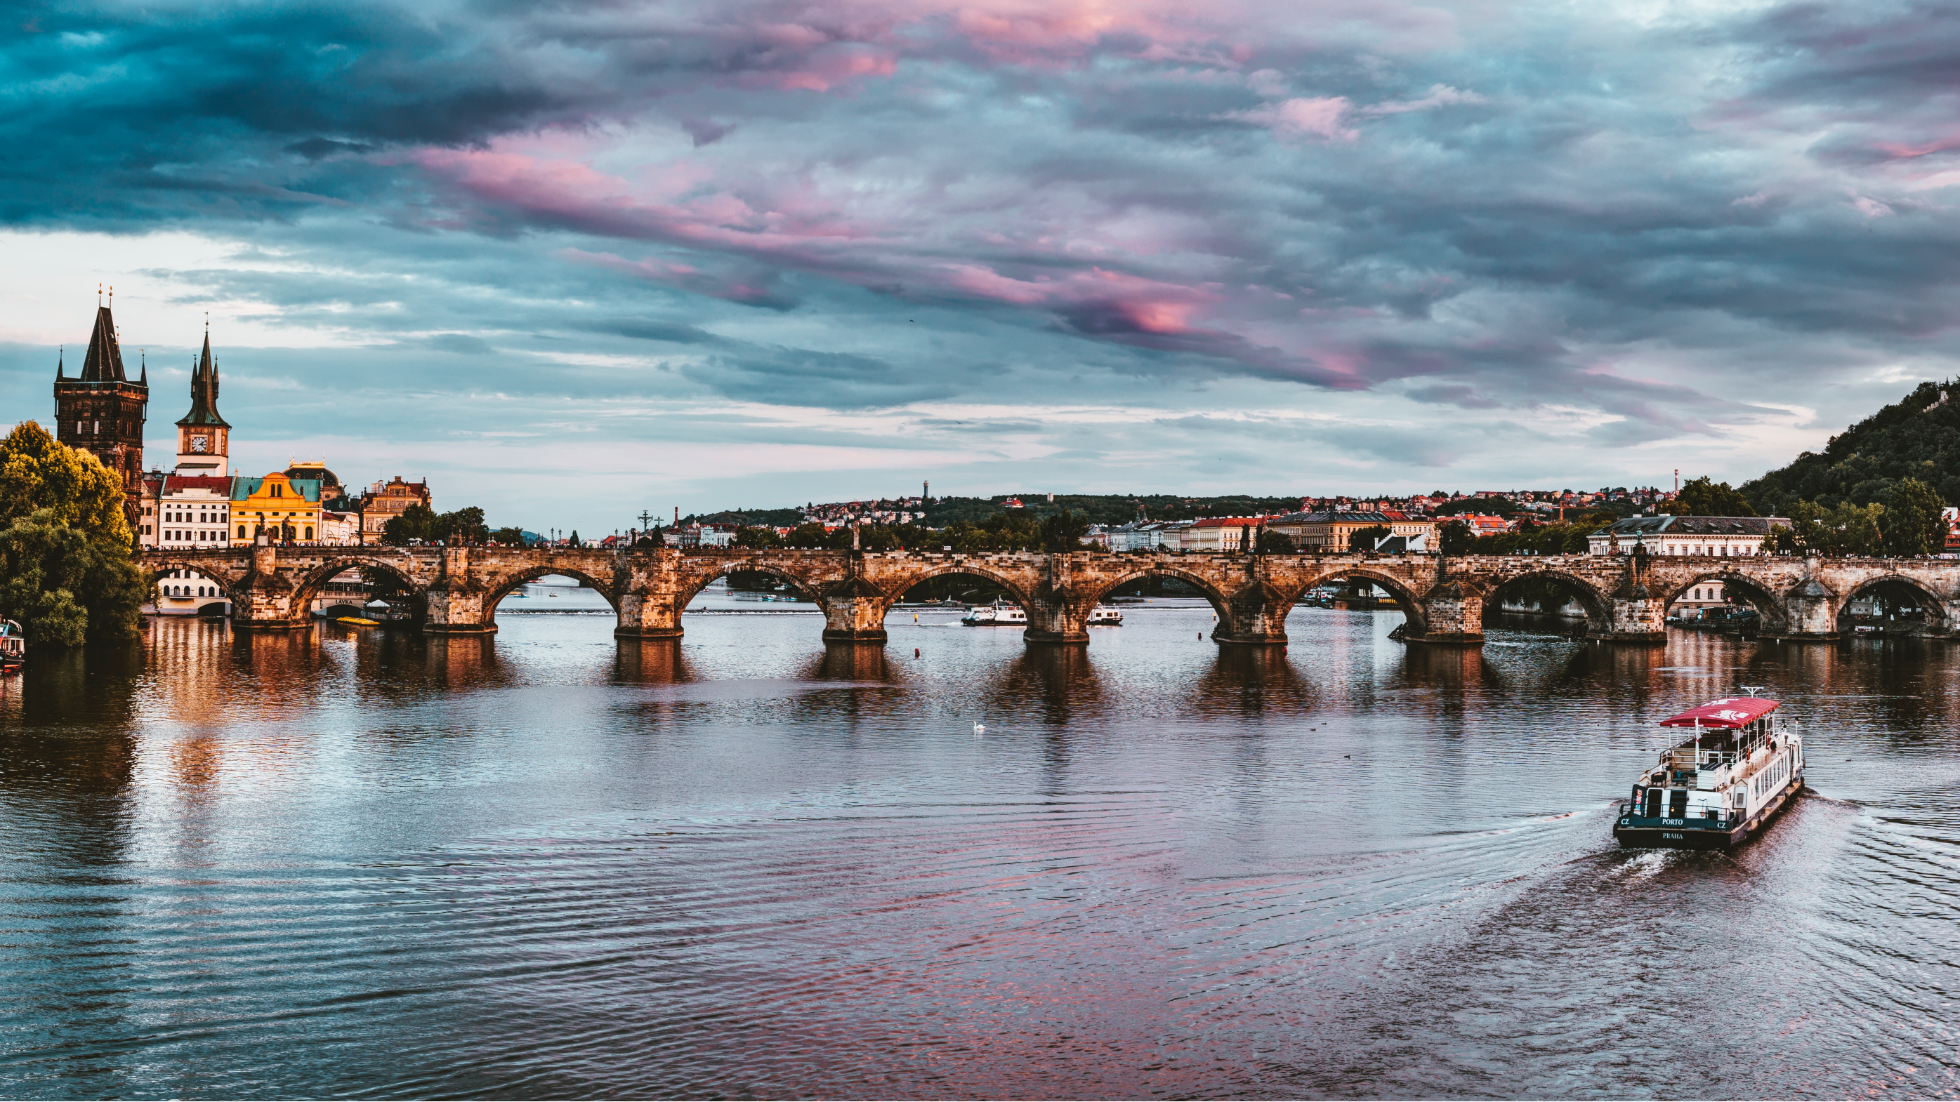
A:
<box><xmin>136</xmin><ymin>544</ymin><xmax>1960</xmax><ymax>647</ymax></box>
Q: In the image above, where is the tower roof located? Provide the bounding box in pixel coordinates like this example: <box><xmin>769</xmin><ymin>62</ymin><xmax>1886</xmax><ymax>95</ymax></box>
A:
<box><xmin>77</xmin><ymin>305</ymin><xmax>128</xmax><ymax>382</ymax></box>
<box><xmin>176</xmin><ymin>329</ymin><xmax>230</xmax><ymax>428</ymax></box>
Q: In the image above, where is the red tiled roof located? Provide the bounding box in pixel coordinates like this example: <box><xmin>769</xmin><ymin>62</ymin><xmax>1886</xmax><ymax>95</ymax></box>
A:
<box><xmin>164</xmin><ymin>475</ymin><xmax>234</xmax><ymax>492</ymax></box>
<box><xmin>1192</xmin><ymin>517</ymin><xmax>1267</xmax><ymax>527</ymax></box>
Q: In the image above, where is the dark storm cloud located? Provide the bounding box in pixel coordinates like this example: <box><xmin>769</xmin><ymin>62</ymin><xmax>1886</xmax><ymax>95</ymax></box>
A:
<box><xmin>8</xmin><ymin>0</ymin><xmax>1960</xmax><ymax>486</ymax></box>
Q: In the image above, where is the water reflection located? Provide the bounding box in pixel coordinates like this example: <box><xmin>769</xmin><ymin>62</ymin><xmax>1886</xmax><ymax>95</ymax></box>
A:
<box><xmin>0</xmin><ymin>608</ymin><xmax>1954</xmax><ymax>1098</ymax></box>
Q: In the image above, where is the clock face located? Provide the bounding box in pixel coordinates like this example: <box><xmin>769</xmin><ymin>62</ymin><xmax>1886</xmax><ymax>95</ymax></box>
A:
<box><xmin>190</xmin><ymin>435</ymin><xmax>208</xmax><ymax>453</ymax></box>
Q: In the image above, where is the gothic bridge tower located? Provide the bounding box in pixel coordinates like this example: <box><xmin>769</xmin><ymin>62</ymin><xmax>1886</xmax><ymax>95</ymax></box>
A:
<box><xmin>54</xmin><ymin>297</ymin><xmax>149</xmax><ymax>517</ymax></box>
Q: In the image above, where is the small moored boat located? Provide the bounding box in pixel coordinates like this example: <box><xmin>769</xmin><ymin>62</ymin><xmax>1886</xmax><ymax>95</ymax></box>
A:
<box><xmin>1614</xmin><ymin>694</ymin><xmax>1804</xmax><ymax>850</ymax></box>
<box><xmin>1087</xmin><ymin>606</ymin><xmax>1123</xmax><ymax>625</ymax></box>
<box><xmin>0</xmin><ymin>619</ymin><xmax>23</xmax><ymax>673</ymax></box>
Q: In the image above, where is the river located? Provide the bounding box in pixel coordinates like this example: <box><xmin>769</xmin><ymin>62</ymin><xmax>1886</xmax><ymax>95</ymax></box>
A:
<box><xmin>1</xmin><ymin>582</ymin><xmax>1953</xmax><ymax>1098</ymax></box>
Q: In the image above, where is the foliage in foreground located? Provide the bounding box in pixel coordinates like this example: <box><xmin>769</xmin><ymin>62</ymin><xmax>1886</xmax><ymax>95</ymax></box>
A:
<box><xmin>0</xmin><ymin>421</ymin><xmax>146</xmax><ymax>644</ymax></box>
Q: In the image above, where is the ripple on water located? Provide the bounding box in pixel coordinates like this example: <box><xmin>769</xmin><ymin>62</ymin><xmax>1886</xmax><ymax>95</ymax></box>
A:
<box><xmin>0</xmin><ymin>609</ymin><xmax>1955</xmax><ymax>1098</ymax></box>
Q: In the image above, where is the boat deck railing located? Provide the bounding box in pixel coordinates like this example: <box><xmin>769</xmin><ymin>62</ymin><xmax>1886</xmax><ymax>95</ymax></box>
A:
<box><xmin>1663</xmin><ymin>748</ymin><xmax>1739</xmax><ymax>769</ymax></box>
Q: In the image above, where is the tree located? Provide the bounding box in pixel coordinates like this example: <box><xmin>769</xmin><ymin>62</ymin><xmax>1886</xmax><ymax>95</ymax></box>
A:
<box><xmin>0</xmin><ymin>507</ymin><xmax>145</xmax><ymax>645</ymax></box>
<box><xmin>0</xmin><ymin>421</ymin><xmax>132</xmax><ymax>548</ymax></box>
<box><xmin>1347</xmin><ymin>524</ymin><xmax>1391</xmax><ymax>551</ymax></box>
<box><xmin>381</xmin><ymin>503</ymin><xmax>439</xmax><ymax>545</ymax></box>
<box><xmin>1882</xmin><ymin>477</ymin><xmax>1946</xmax><ymax>556</ymax></box>
<box><xmin>1813</xmin><ymin>501</ymin><xmax>1884</xmax><ymax>556</ymax></box>
<box><xmin>490</xmin><ymin>526</ymin><xmax>528</xmax><ymax>547</ymax></box>
<box><xmin>1439</xmin><ymin>519</ymin><xmax>1474</xmax><ymax>555</ymax></box>
<box><xmin>784</xmin><ymin>522</ymin><xmax>830</xmax><ymax>548</ymax></box>
<box><xmin>1660</xmin><ymin>477</ymin><xmax>1756</xmax><ymax>517</ymax></box>
<box><xmin>1256</xmin><ymin>528</ymin><xmax>1295</xmax><ymax>553</ymax></box>
<box><xmin>440</xmin><ymin>507</ymin><xmax>488</xmax><ymax>546</ymax></box>
<box><xmin>1040</xmin><ymin>509</ymin><xmax>1090</xmax><ymax>551</ymax></box>
<box><xmin>732</xmin><ymin>525</ymin><xmax>781</xmax><ymax>549</ymax></box>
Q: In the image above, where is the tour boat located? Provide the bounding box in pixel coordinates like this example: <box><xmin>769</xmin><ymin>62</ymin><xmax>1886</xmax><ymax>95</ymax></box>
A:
<box><xmin>961</xmin><ymin>600</ymin><xmax>1027</xmax><ymax>626</ymax></box>
<box><xmin>1087</xmin><ymin>606</ymin><xmax>1123</xmax><ymax>625</ymax></box>
<box><xmin>1614</xmin><ymin>695</ymin><xmax>1804</xmax><ymax>850</ymax></box>
<box><xmin>0</xmin><ymin>619</ymin><xmax>24</xmax><ymax>673</ymax></box>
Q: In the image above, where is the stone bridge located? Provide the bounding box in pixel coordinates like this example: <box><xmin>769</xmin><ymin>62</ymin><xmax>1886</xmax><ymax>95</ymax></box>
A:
<box><xmin>136</xmin><ymin>544</ymin><xmax>1960</xmax><ymax>645</ymax></box>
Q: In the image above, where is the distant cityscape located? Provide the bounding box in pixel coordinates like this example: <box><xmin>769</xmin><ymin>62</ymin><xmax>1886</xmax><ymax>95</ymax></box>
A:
<box><xmin>47</xmin><ymin>298</ymin><xmax>1954</xmax><ymax>632</ymax></box>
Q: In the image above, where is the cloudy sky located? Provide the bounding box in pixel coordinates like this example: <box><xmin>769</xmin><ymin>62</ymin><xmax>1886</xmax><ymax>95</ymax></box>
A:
<box><xmin>1</xmin><ymin>0</ymin><xmax>1955</xmax><ymax>530</ymax></box>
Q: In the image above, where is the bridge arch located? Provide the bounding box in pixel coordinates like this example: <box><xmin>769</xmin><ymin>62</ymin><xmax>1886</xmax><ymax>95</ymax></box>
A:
<box><xmin>886</xmin><ymin>562</ymin><xmax>1043</xmax><ymax>613</ymax></box>
<box><xmin>1298</xmin><ymin>565</ymin><xmax>1429</xmax><ymax>637</ymax></box>
<box><xmin>146</xmin><ymin>559</ymin><xmax>244</xmax><ymax>596</ymax></box>
<box><xmin>673</xmin><ymin>560</ymin><xmax>829</xmax><ymax>612</ymax></box>
<box><xmin>1078</xmin><ymin>563</ymin><xmax>1235</xmax><ymax>626</ymax></box>
<box><xmin>1656</xmin><ymin>570</ymin><xmax>1791</xmax><ymax>634</ymax></box>
<box><xmin>480</xmin><ymin>563</ymin><xmax>622</xmax><ymax>618</ymax></box>
<box><xmin>1831</xmin><ymin>573</ymin><xmax>1950</xmax><ymax>636</ymax></box>
<box><xmin>1480</xmin><ymin>568</ymin><xmax>1613</xmax><ymax>636</ymax></box>
<box><xmin>291</xmin><ymin>556</ymin><xmax>428</xmax><ymax>620</ymax></box>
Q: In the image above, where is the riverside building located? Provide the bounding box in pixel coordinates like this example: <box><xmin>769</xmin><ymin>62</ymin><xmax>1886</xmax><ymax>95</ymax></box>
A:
<box><xmin>1587</xmin><ymin>516</ymin><xmax>1788</xmax><ymax>557</ymax></box>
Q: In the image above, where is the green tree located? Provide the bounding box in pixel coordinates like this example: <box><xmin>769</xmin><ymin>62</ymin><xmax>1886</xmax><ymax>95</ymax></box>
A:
<box><xmin>1439</xmin><ymin>519</ymin><xmax>1474</xmax><ymax>555</ymax></box>
<box><xmin>1040</xmin><ymin>509</ymin><xmax>1091</xmax><ymax>551</ymax></box>
<box><xmin>490</xmin><ymin>526</ymin><xmax>528</xmax><ymax>546</ymax></box>
<box><xmin>381</xmin><ymin>503</ymin><xmax>439</xmax><ymax>545</ymax></box>
<box><xmin>0</xmin><ymin>421</ymin><xmax>132</xmax><ymax>547</ymax></box>
<box><xmin>1256</xmin><ymin>528</ymin><xmax>1295</xmax><ymax>553</ymax></box>
<box><xmin>859</xmin><ymin>525</ymin><xmax>901</xmax><ymax>552</ymax></box>
<box><xmin>784</xmin><ymin>522</ymin><xmax>830</xmax><ymax>548</ymax></box>
<box><xmin>439</xmin><ymin>507</ymin><xmax>488</xmax><ymax>546</ymax></box>
<box><xmin>0</xmin><ymin>508</ymin><xmax>145</xmax><ymax>645</ymax></box>
<box><xmin>1882</xmin><ymin>477</ymin><xmax>1946</xmax><ymax>556</ymax></box>
<box><xmin>1815</xmin><ymin>501</ymin><xmax>1884</xmax><ymax>555</ymax></box>
<box><xmin>1347</xmin><ymin>524</ymin><xmax>1392</xmax><ymax>551</ymax></box>
<box><xmin>1660</xmin><ymin>477</ymin><xmax>1756</xmax><ymax>517</ymax></box>
<box><xmin>732</xmin><ymin>525</ymin><xmax>781</xmax><ymax>549</ymax></box>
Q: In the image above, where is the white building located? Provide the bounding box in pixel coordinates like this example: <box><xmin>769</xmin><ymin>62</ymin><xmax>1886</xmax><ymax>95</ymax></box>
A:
<box><xmin>152</xmin><ymin>565</ymin><xmax>228</xmax><ymax>616</ymax></box>
<box><xmin>1587</xmin><ymin>515</ymin><xmax>1788</xmax><ymax>557</ymax></box>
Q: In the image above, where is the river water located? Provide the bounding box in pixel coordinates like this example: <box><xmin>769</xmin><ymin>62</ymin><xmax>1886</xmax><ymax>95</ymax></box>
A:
<box><xmin>1</xmin><ymin>582</ymin><xmax>1954</xmax><ymax>1099</ymax></box>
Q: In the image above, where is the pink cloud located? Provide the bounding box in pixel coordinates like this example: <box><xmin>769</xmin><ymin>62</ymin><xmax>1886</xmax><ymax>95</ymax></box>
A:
<box><xmin>1228</xmin><ymin>96</ymin><xmax>1357</xmax><ymax>142</ymax></box>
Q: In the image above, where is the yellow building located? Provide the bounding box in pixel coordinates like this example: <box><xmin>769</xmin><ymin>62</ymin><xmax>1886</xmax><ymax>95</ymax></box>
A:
<box><xmin>230</xmin><ymin>471</ymin><xmax>324</xmax><ymax>545</ymax></box>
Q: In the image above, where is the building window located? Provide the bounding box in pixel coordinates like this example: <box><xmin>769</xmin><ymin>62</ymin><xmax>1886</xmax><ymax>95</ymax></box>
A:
<box><xmin>305</xmin><ymin>526</ymin><xmax>313</xmax><ymax>540</ymax></box>
<box><xmin>237</xmin><ymin>525</ymin><xmax>246</xmax><ymax>539</ymax></box>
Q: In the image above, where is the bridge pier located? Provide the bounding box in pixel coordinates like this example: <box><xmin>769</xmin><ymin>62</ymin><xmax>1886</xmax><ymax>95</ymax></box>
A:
<box><xmin>1760</xmin><ymin>576</ymin><xmax>1840</xmax><ymax>641</ymax></box>
<box><xmin>614</xmin><ymin>593</ymin><xmax>684</xmax><ymax>639</ymax></box>
<box><xmin>424</xmin><ymin>550</ymin><xmax>496</xmax><ymax>634</ymax></box>
<box><xmin>1024</xmin><ymin>594</ymin><xmax>1090</xmax><ymax>645</ymax></box>
<box><xmin>232</xmin><ymin>544</ymin><xmax>306</xmax><ymax>630</ymax></box>
<box><xmin>1401</xmin><ymin>581</ymin><xmax>1479</xmax><ymax>644</ymax></box>
<box><xmin>819</xmin><ymin>576</ymin><xmax>892</xmax><ymax>644</ymax></box>
<box><xmin>1594</xmin><ymin>592</ymin><xmax>1667</xmax><ymax>642</ymax></box>
<box><xmin>1211</xmin><ymin>581</ymin><xmax>1291</xmax><ymax>646</ymax></box>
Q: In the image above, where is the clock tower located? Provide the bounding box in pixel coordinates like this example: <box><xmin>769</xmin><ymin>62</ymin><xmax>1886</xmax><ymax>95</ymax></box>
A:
<box><xmin>174</xmin><ymin>327</ymin><xmax>230</xmax><ymax>477</ymax></box>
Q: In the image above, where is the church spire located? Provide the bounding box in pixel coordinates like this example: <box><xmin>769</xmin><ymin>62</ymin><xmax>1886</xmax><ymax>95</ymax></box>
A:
<box><xmin>54</xmin><ymin>346</ymin><xmax>63</xmax><ymax>381</ymax></box>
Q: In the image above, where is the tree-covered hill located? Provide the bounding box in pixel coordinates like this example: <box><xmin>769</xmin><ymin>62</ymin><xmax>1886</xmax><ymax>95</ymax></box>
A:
<box><xmin>1743</xmin><ymin>379</ymin><xmax>1960</xmax><ymax>515</ymax></box>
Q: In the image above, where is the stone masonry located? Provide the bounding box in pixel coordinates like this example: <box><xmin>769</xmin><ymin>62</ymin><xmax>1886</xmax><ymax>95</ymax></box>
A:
<box><xmin>136</xmin><ymin>545</ymin><xmax>1960</xmax><ymax>646</ymax></box>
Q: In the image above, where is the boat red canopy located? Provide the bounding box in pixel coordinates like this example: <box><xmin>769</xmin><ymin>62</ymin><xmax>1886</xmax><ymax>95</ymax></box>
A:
<box><xmin>1659</xmin><ymin>697</ymin><xmax>1780</xmax><ymax>729</ymax></box>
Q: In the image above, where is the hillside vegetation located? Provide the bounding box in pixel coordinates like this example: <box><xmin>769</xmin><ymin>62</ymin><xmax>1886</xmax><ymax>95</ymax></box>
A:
<box><xmin>1744</xmin><ymin>379</ymin><xmax>1960</xmax><ymax>514</ymax></box>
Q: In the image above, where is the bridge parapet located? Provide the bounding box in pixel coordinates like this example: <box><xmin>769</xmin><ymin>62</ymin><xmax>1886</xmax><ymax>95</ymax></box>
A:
<box><xmin>132</xmin><ymin>545</ymin><xmax>1960</xmax><ymax>648</ymax></box>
